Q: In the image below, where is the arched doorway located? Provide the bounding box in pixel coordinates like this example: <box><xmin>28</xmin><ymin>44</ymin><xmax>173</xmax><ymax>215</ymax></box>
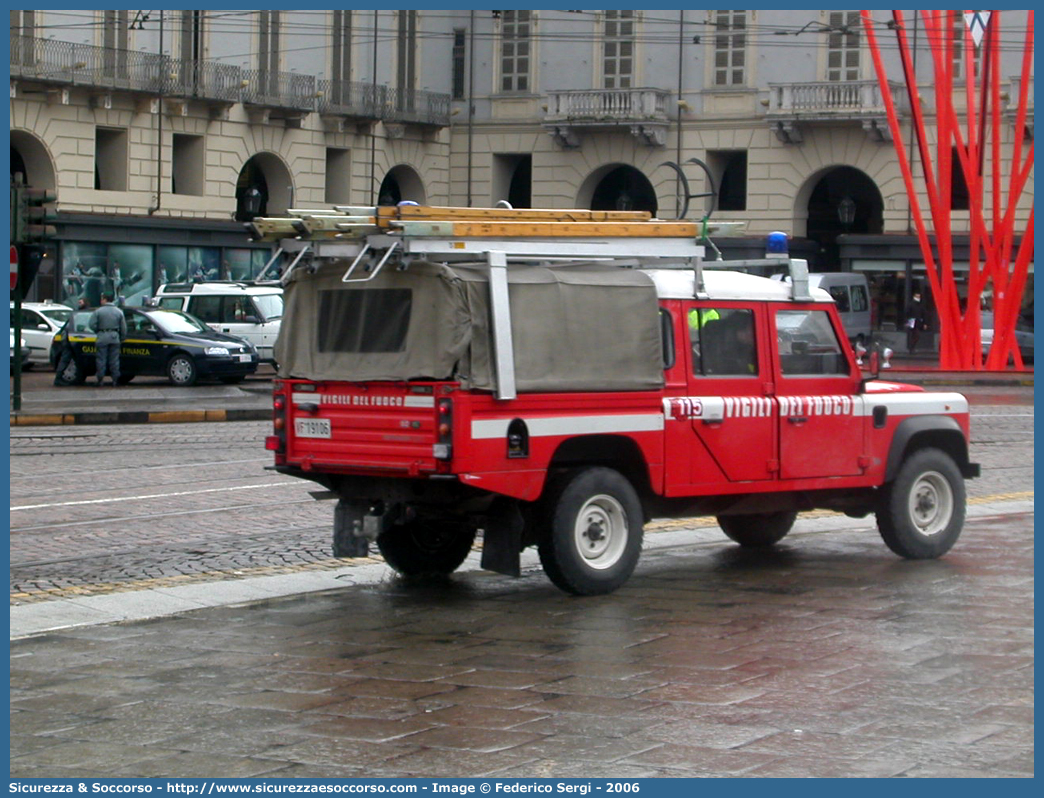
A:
<box><xmin>235</xmin><ymin>153</ymin><xmax>293</xmax><ymax>222</ymax></box>
<box><xmin>10</xmin><ymin>131</ymin><xmax>57</xmax><ymax>191</ymax></box>
<box><xmin>578</xmin><ymin>164</ymin><xmax>657</xmax><ymax>215</ymax></box>
<box><xmin>803</xmin><ymin>166</ymin><xmax>883</xmax><ymax>269</ymax></box>
<box><xmin>378</xmin><ymin>165</ymin><xmax>426</xmax><ymax>205</ymax></box>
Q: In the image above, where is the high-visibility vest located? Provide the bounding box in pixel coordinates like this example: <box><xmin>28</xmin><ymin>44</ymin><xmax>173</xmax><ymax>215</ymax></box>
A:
<box><xmin>688</xmin><ymin>308</ymin><xmax>720</xmax><ymax>329</ymax></box>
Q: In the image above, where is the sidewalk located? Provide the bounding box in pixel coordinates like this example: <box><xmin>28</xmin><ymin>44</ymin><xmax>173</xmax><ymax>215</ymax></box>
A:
<box><xmin>9</xmin><ymin>359</ymin><xmax>1032</xmax><ymax>426</ymax></box>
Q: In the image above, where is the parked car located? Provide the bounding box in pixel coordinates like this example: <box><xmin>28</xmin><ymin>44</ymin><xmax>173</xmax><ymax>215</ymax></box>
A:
<box><xmin>980</xmin><ymin>311</ymin><xmax>1034</xmax><ymax>364</ymax></box>
<box><xmin>10</xmin><ymin>300</ymin><xmax>75</xmax><ymax>368</ymax></box>
<box><xmin>50</xmin><ymin>307</ymin><xmax>259</xmax><ymax>386</ymax></box>
<box><xmin>153</xmin><ymin>281</ymin><xmax>283</xmax><ymax>363</ymax></box>
<box><xmin>10</xmin><ymin>330</ymin><xmax>30</xmax><ymax>373</ymax></box>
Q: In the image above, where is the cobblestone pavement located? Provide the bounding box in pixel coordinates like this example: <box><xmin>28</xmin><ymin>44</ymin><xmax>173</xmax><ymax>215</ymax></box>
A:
<box><xmin>10</xmin><ymin>399</ymin><xmax>1033</xmax><ymax>603</ymax></box>
<box><xmin>9</xmin><ymin>509</ymin><xmax>1034</xmax><ymax>778</ymax></box>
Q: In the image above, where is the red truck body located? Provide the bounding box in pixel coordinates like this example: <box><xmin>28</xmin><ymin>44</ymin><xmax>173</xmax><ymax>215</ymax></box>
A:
<box><xmin>261</xmin><ymin>205</ymin><xmax>978</xmax><ymax>595</ymax></box>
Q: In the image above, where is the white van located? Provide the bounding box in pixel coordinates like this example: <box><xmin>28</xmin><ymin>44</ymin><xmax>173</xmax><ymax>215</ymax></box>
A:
<box><xmin>810</xmin><ymin>273</ymin><xmax>872</xmax><ymax>344</ymax></box>
<box><xmin>153</xmin><ymin>282</ymin><xmax>283</xmax><ymax>363</ymax></box>
<box><xmin>775</xmin><ymin>272</ymin><xmax>872</xmax><ymax>345</ymax></box>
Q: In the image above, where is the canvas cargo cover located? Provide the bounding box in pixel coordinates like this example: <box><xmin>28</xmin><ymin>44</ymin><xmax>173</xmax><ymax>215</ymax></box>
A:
<box><xmin>275</xmin><ymin>258</ymin><xmax>664</xmax><ymax>392</ymax></box>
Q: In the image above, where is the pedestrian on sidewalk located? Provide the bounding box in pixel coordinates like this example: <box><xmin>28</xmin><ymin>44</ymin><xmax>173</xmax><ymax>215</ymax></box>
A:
<box><xmin>906</xmin><ymin>292</ymin><xmax>927</xmax><ymax>354</ymax></box>
<box><xmin>88</xmin><ymin>292</ymin><xmax>126</xmax><ymax>387</ymax></box>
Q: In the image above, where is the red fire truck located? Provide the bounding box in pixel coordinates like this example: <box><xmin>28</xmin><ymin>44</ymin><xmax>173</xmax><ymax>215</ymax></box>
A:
<box><xmin>258</xmin><ymin>205</ymin><xmax>979</xmax><ymax>595</ymax></box>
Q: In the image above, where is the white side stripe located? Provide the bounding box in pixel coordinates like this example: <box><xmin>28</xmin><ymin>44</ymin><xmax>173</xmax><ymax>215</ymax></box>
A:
<box><xmin>472</xmin><ymin>414</ymin><xmax>663</xmax><ymax>440</ymax></box>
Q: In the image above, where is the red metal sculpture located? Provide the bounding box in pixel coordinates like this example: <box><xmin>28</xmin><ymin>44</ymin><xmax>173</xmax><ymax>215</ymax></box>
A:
<box><xmin>862</xmin><ymin>10</ymin><xmax>1034</xmax><ymax>370</ymax></box>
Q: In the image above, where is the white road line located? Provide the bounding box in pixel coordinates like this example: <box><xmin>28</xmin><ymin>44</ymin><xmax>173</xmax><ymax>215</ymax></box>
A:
<box><xmin>11</xmin><ymin>482</ymin><xmax>301</xmax><ymax>512</ymax></box>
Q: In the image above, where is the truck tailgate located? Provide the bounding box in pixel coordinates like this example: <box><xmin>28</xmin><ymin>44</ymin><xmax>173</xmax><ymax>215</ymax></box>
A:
<box><xmin>285</xmin><ymin>382</ymin><xmax>444</xmax><ymax>473</ymax></box>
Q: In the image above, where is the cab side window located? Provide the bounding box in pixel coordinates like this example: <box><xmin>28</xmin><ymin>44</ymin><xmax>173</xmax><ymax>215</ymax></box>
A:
<box><xmin>690</xmin><ymin>307</ymin><xmax>758</xmax><ymax>376</ymax></box>
<box><xmin>777</xmin><ymin>310</ymin><xmax>848</xmax><ymax>375</ymax></box>
<box><xmin>156</xmin><ymin>298</ymin><xmax>183</xmax><ymax>311</ymax></box>
<box><xmin>189</xmin><ymin>296</ymin><xmax>221</xmax><ymax>323</ymax></box>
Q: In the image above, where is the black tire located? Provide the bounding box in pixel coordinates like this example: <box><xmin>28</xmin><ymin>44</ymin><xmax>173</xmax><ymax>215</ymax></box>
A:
<box><xmin>167</xmin><ymin>353</ymin><xmax>198</xmax><ymax>386</ymax></box>
<box><xmin>537</xmin><ymin>467</ymin><xmax>643</xmax><ymax>596</ymax></box>
<box><xmin>877</xmin><ymin>448</ymin><xmax>966</xmax><ymax>559</ymax></box>
<box><xmin>376</xmin><ymin>519</ymin><xmax>476</xmax><ymax>576</ymax></box>
<box><xmin>717</xmin><ymin>511</ymin><xmax>797</xmax><ymax>548</ymax></box>
<box><xmin>220</xmin><ymin>375</ymin><xmax>246</xmax><ymax>384</ymax></box>
<box><xmin>116</xmin><ymin>374</ymin><xmax>134</xmax><ymax>385</ymax></box>
<box><xmin>57</xmin><ymin>357</ymin><xmax>87</xmax><ymax>386</ymax></box>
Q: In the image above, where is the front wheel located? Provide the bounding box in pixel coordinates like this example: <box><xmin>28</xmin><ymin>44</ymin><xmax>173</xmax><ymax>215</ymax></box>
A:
<box><xmin>538</xmin><ymin>467</ymin><xmax>643</xmax><ymax>596</ymax></box>
<box><xmin>56</xmin><ymin>357</ymin><xmax>87</xmax><ymax>386</ymax></box>
<box><xmin>377</xmin><ymin>519</ymin><xmax>476</xmax><ymax>576</ymax></box>
<box><xmin>877</xmin><ymin>448</ymin><xmax>965</xmax><ymax>559</ymax></box>
<box><xmin>718</xmin><ymin>511</ymin><xmax>797</xmax><ymax>548</ymax></box>
<box><xmin>167</xmin><ymin>353</ymin><xmax>198</xmax><ymax>386</ymax></box>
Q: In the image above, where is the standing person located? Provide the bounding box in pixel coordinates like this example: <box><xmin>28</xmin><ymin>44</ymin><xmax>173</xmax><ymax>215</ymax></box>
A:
<box><xmin>906</xmin><ymin>291</ymin><xmax>927</xmax><ymax>354</ymax></box>
<box><xmin>88</xmin><ymin>293</ymin><xmax>126</xmax><ymax>386</ymax></box>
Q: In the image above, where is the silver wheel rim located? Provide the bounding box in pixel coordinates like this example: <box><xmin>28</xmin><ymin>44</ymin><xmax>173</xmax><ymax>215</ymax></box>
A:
<box><xmin>573</xmin><ymin>494</ymin><xmax>628</xmax><ymax>570</ymax></box>
<box><xmin>170</xmin><ymin>358</ymin><xmax>193</xmax><ymax>384</ymax></box>
<box><xmin>907</xmin><ymin>470</ymin><xmax>954</xmax><ymax>537</ymax></box>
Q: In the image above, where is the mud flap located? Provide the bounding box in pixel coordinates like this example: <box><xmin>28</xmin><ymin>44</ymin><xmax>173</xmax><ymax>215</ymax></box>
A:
<box><xmin>480</xmin><ymin>499</ymin><xmax>525</xmax><ymax>577</ymax></box>
<box><xmin>333</xmin><ymin>499</ymin><xmax>371</xmax><ymax>557</ymax></box>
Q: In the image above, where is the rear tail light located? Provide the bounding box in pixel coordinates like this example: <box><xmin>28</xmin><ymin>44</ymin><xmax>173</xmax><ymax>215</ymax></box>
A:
<box><xmin>270</xmin><ymin>389</ymin><xmax>287</xmax><ymax>455</ymax></box>
<box><xmin>434</xmin><ymin>398</ymin><xmax>453</xmax><ymax>459</ymax></box>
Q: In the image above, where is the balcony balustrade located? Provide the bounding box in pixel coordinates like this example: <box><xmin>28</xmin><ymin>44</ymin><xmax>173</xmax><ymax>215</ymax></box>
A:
<box><xmin>765</xmin><ymin>79</ymin><xmax>907</xmax><ymax>143</ymax></box>
<box><xmin>316</xmin><ymin>79</ymin><xmax>384</xmax><ymax>121</ymax></box>
<box><xmin>1006</xmin><ymin>76</ymin><xmax>1034</xmax><ymax>138</ymax></box>
<box><xmin>382</xmin><ymin>87</ymin><xmax>452</xmax><ymax>128</ymax></box>
<box><xmin>9</xmin><ymin>34</ymin><xmax>165</xmax><ymax>95</ymax></box>
<box><xmin>543</xmin><ymin>88</ymin><xmax>671</xmax><ymax>148</ymax></box>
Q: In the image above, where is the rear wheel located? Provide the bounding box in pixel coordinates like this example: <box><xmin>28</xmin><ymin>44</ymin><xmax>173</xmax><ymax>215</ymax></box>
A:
<box><xmin>167</xmin><ymin>353</ymin><xmax>198</xmax><ymax>386</ymax></box>
<box><xmin>116</xmin><ymin>374</ymin><xmax>134</xmax><ymax>385</ymax></box>
<box><xmin>717</xmin><ymin>511</ymin><xmax>797</xmax><ymax>548</ymax></box>
<box><xmin>377</xmin><ymin>519</ymin><xmax>476</xmax><ymax>576</ymax></box>
<box><xmin>877</xmin><ymin>448</ymin><xmax>965</xmax><ymax>559</ymax></box>
<box><xmin>538</xmin><ymin>467</ymin><xmax>643</xmax><ymax>596</ymax></box>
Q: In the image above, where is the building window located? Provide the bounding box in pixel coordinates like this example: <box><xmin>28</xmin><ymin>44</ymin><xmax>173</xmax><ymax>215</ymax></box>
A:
<box><xmin>826</xmin><ymin>11</ymin><xmax>860</xmax><ymax>82</ymax></box>
<box><xmin>172</xmin><ymin>134</ymin><xmax>204</xmax><ymax>196</ymax></box>
<box><xmin>325</xmin><ymin>148</ymin><xmax>351</xmax><ymax>205</ymax></box>
<box><xmin>258</xmin><ymin>11</ymin><xmax>281</xmax><ymax>95</ymax></box>
<box><xmin>102</xmin><ymin>10</ymin><xmax>129</xmax><ymax>79</ymax></box>
<box><xmin>603</xmin><ymin>11</ymin><xmax>635</xmax><ymax>89</ymax></box>
<box><xmin>452</xmin><ymin>29</ymin><xmax>467</xmax><ymax>100</ymax></box>
<box><xmin>951</xmin><ymin>147</ymin><xmax>970</xmax><ymax>210</ymax></box>
<box><xmin>10</xmin><ymin>10</ymin><xmax>36</xmax><ymax>66</ymax></box>
<box><xmin>952</xmin><ymin>11</ymin><xmax>981</xmax><ymax>80</ymax></box>
<box><xmin>179</xmin><ymin>10</ymin><xmax>204</xmax><ymax>62</ymax></box>
<box><xmin>500</xmin><ymin>11</ymin><xmax>531</xmax><ymax>93</ymax></box>
<box><xmin>713</xmin><ymin>10</ymin><xmax>746</xmax><ymax>87</ymax></box>
<box><xmin>332</xmin><ymin>10</ymin><xmax>352</xmax><ymax>91</ymax></box>
<box><xmin>709</xmin><ymin>150</ymin><xmax>747</xmax><ymax>212</ymax></box>
<box><xmin>397</xmin><ymin>11</ymin><xmax>417</xmax><ymax>97</ymax></box>
<box><xmin>95</xmin><ymin>128</ymin><xmax>128</xmax><ymax>191</ymax></box>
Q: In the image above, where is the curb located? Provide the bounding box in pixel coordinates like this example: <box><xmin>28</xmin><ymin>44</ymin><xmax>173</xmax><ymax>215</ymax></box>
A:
<box><xmin>10</xmin><ymin>408</ymin><xmax>271</xmax><ymax>426</ymax></box>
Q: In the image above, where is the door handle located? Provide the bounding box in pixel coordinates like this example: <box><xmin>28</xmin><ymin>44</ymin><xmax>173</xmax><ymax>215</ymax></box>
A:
<box><xmin>787</xmin><ymin>416</ymin><xmax>808</xmax><ymax>425</ymax></box>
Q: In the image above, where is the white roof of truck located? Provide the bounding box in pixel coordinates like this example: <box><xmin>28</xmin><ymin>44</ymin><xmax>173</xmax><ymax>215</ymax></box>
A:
<box><xmin>647</xmin><ymin>268</ymin><xmax>833</xmax><ymax>303</ymax></box>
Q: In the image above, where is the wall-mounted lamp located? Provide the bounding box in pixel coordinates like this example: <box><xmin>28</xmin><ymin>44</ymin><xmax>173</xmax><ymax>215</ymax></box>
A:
<box><xmin>837</xmin><ymin>195</ymin><xmax>856</xmax><ymax>227</ymax></box>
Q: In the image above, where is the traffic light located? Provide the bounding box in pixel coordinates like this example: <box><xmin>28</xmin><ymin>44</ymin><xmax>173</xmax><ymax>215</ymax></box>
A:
<box><xmin>11</xmin><ymin>182</ymin><xmax>26</xmax><ymax>244</ymax></box>
<box><xmin>18</xmin><ymin>243</ymin><xmax>45</xmax><ymax>293</ymax></box>
<box><xmin>23</xmin><ymin>187</ymin><xmax>57</xmax><ymax>243</ymax></box>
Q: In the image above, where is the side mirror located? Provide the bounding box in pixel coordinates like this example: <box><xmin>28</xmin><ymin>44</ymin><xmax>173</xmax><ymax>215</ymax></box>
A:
<box><xmin>243</xmin><ymin>315</ymin><xmax>259</xmax><ymax>324</ymax></box>
<box><xmin>38</xmin><ymin>323</ymin><xmax>50</xmax><ymax>331</ymax></box>
<box><xmin>868</xmin><ymin>350</ymin><xmax>880</xmax><ymax>376</ymax></box>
